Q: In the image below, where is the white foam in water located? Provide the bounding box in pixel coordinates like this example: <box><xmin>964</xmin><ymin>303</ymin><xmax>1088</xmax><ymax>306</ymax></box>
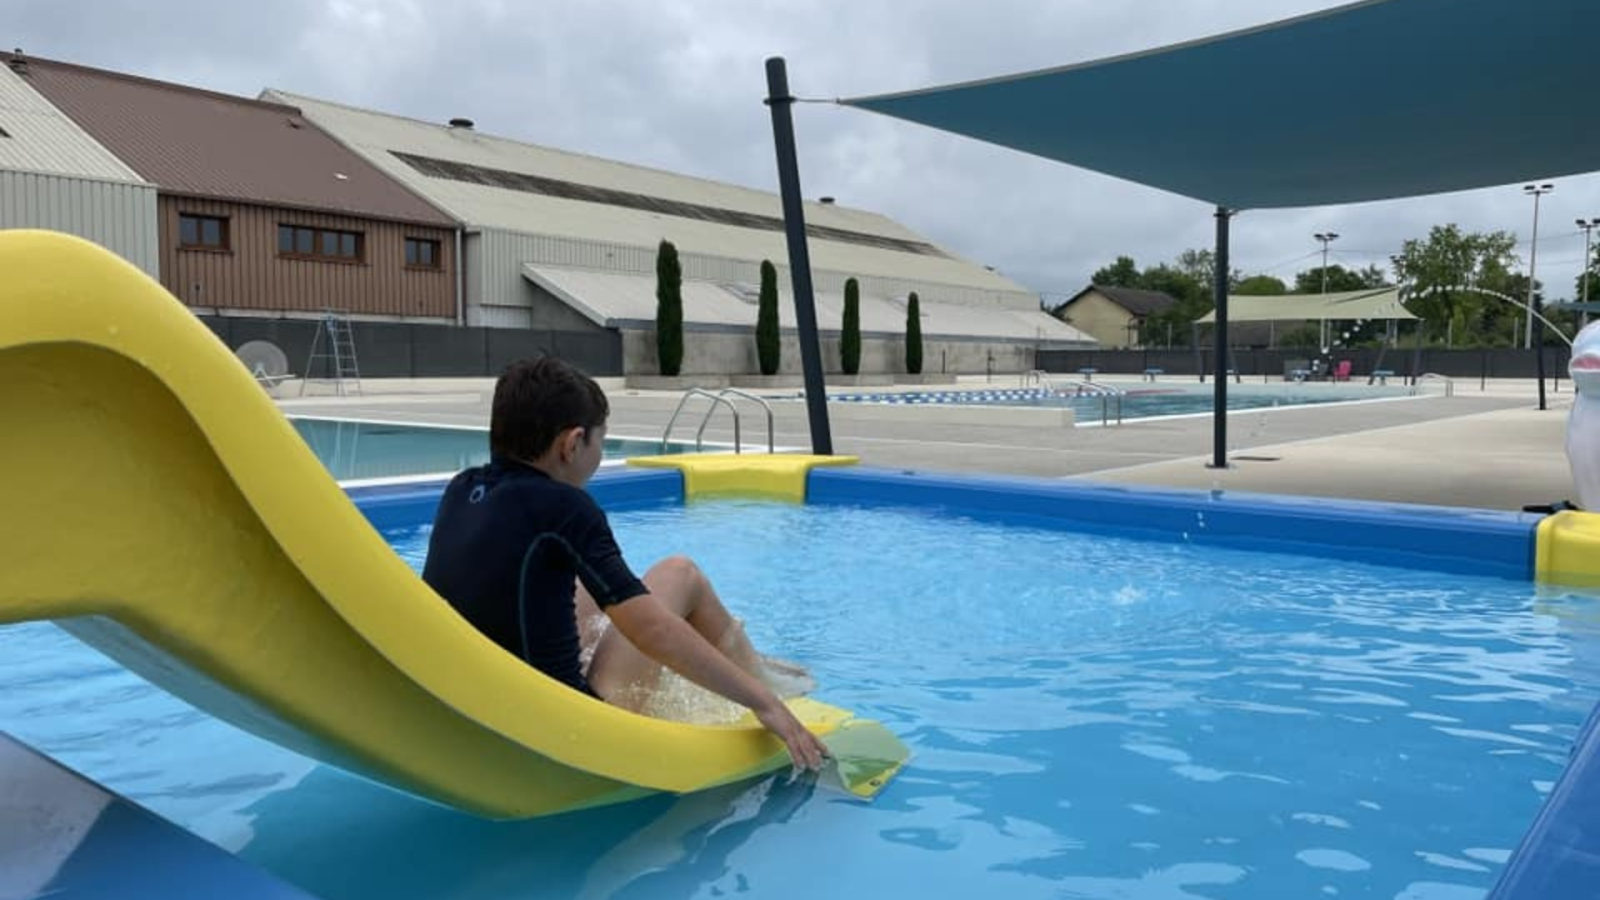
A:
<box><xmin>1112</xmin><ymin>585</ymin><xmax>1145</xmax><ymax>606</ymax></box>
<box><xmin>632</xmin><ymin>671</ymin><xmax>746</xmax><ymax>725</ymax></box>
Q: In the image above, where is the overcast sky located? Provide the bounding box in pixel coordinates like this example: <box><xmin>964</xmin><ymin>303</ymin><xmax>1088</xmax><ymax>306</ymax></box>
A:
<box><xmin>11</xmin><ymin>0</ymin><xmax>1599</xmax><ymax>300</ymax></box>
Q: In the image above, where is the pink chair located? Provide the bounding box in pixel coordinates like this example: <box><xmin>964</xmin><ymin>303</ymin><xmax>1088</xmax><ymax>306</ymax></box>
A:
<box><xmin>1332</xmin><ymin>360</ymin><xmax>1352</xmax><ymax>382</ymax></box>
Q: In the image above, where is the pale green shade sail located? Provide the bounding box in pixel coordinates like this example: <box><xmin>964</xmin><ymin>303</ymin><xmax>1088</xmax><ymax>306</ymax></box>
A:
<box><xmin>1195</xmin><ymin>288</ymin><xmax>1415</xmax><ymax>323</ymax></box>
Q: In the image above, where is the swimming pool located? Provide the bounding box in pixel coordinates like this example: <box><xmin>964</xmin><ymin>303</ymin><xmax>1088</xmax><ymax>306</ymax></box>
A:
<box><xmin>828</xmin><ymin>382</ymin><xmax>1413</xmax><ymax>422</ymax></box>
<box><xmin>2</xmin><ymin>469</ymin><xmax>1595</xmax><ymax>900</ymax></box>
<box><xmin>290</xmin><ymin>417</ymin><xmax>693</xmax><ymax>481</ymax></box>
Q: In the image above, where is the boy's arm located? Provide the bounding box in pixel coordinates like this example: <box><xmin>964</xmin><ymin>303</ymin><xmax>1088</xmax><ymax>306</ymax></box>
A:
<box><xmin>604</xmin><ymin>595</ymin><xmax>827</xmax><ymax>771</ymax></box>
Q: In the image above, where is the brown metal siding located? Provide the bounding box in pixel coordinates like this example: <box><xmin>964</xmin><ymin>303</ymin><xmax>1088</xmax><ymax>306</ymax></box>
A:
<box><xmin>161</xmin><ymin>197</ymin><xmax>454</xmax><ymax>318</ymax></box>
<box><xmin>9</xmin><ymin>53</ymin><xmax>455</xmax><ymax>228</ymax></box>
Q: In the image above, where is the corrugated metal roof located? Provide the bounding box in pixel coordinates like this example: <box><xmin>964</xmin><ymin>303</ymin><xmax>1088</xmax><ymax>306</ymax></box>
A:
<box><xmin>268</xmin><ymin>89</ymin><xmax>1038</xmax><ymax>304</ymax></box>
<box><xmin>0</xmin><ymin>62</ymin><xmax>143</xmax><ymax>182</ymax></box>
<box><xmin>523</xmin><ymin>264</ymin><xmax>1093</xmax><ymax>343</ymax></box>
<box><xmin>5</xmin><ymin>54</ymin><xmax>453</xmax><ymax>226</ymax></box>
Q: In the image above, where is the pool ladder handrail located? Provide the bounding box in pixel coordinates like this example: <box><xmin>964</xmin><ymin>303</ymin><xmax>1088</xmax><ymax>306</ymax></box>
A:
<box><xmin>1411</xmin><ymin>373</ymin><xmax>1455</xmax><ymax>398</ymax></box>
<box><xmin>1056</xmin><ymin>378</ymin><xmax>1125</xmax><ymax>425</ymax></box>
<box><xmin>1021</xmin><ymin>369</ymin><xmax>1051</xmax><ymax>389</ymax></box>
<box><xmin>660</xmin><ymin>387</ymin><xmax>776</xmax><ymax>454</ymax></box>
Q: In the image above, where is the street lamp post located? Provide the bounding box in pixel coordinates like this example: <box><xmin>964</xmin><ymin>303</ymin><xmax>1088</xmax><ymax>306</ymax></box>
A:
<box><xmin>1524</xmin><ymin>183</ymin><xmax>1554</xmax><ymax>410</ymax></box>
<box><xmin>1314</xmin><ymin>232</ymin><xmax>1339</xmax><ymax>351</ymax></box>
<box><xmin>1578</xmin><ymin>217</ymin><xmax>1599</xmax><ymax>329</ymax></box>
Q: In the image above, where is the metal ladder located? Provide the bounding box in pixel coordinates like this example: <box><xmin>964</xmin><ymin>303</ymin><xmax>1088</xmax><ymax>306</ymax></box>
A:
<box><xmin>300</xmin><ymin>310</ymin><xmax>362</xmax><ymax>397</ymax></box>
<box><xmin>1059</xmin><ymin>378</ymin><xmax>1126</xmax><ymax>425</ymax></box>
<box><xmin>660</xmin><ymin>388</ymin><xmax>776</xmax><ymax>453</ymax></box>
<box><xmin>1411</xmin><ymin>372</ymin><xmax>1455</xmax><ymax>398</ymax></box>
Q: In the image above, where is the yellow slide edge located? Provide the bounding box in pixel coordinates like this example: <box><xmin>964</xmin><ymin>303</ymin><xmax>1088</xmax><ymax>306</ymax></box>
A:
<box><xmin>1535</xmin><ymin>510</ymin><xmax>1600</xmax><ymax>588</ymax></box>
<box><xmin>628</xmin><ymin>454</ymin><xmax>859</xmax><ymax>503</ymax></box>
<box><xmin>0</xmin><ymin>231</ymin><xmax>905</xmax><ymax>818</ymax></box>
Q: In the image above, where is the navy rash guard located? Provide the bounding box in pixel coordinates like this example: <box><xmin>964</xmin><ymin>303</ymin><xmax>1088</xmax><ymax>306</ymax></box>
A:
<box><xmin>421</xmin><ymin>457</ymin><xmax>648</xmax><ymax>696</ymax></box>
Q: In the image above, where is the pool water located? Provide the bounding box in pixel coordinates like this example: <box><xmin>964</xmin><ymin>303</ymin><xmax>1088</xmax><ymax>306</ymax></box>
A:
<box><xmin>828</xmin><ymin>383</ymin><xmax>1412</xmax><ymax>421</ymax></box>
<box><xmin>3</xmin><ymin>500</ymin><xmax>1598</xmax><ymax>900</ymax></box>
<box><xmin>290</xmin><ymin>418</ymin><xmax>689</xmax><ymax>481</ymax></box>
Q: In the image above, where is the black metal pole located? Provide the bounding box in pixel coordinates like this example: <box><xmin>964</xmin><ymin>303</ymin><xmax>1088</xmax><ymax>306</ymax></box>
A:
<box><xmin>1410</xmin><ymin>318</ymin><xmax>1423</xmax><ymax>386</ymax></box>
<box><xmin>764</xmin><ymin>57</ymin><xmax>832</xmax><ymax>455</ymax></box>
<box><xmin>1193</xmin><ymin>322</ymin><xmax>1203</xmax><ymax>382</ymax></box>
<box><xmin>1535</xmin><ymin>294</ymin><xmax>1548</xmax><ymax>410</ymax></box>
<box><xmin>1209</xmin><ymin>207</ymin><xmax>1232</xmax><ymax>469</ymax></box>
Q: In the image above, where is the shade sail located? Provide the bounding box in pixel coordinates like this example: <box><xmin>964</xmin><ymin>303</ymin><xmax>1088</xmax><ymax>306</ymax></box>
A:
<box><xmin>1196</xmin><ymin>288</ymin><xmax>1414</xmax><ymax>322</ymax></box>
<box><xmin>841</xmin><ymin>0</ymin><xmax>1599</xmax><ymax>209</ymax></box>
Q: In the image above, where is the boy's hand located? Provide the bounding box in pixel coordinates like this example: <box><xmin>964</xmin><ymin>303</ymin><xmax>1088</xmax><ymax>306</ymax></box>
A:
<box><xmin>754</xmin><ymin>699</ymin><xmax>830</xmax><ymax>773</ymax></box>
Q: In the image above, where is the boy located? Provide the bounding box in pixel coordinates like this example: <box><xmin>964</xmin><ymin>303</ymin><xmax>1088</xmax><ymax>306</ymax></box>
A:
<box><xmin>422</xmin><ymin>357</ymin><xmax>827</xmax><ymax>772</ymax></box>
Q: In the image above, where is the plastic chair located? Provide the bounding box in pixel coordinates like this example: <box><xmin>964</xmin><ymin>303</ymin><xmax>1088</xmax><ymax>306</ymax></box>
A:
<box><xmin>1333</xmin><ymin>360</ymin><xmax>1353</xmax><ymax>382</ymax></box>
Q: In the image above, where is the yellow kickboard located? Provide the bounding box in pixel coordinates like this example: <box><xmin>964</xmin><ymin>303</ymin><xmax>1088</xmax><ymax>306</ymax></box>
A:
<box><xmin>629</xmin><ymin>453</ymin><xmax>859</xmax><ymax>502</ymax></box>
<box><xmin>1536</xmin><ymin>510</ymin><xmax>1600</xmax><ymax>588</ymax></box>
<box><xmin>0</xmin><ymin>231</ymin><xmax>906</xmax><ymax>819</ymax></box>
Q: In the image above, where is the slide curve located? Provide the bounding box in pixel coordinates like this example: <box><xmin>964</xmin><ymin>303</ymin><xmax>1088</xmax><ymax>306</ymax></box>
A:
<box><xmin>0</xmin><ymin>231</ymin><xmax>904</xmax><ymax>818</ymax></box>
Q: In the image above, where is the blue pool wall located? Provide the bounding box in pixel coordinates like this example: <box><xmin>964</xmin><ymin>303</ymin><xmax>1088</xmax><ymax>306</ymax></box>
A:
<box><xmin>1485</xmin><ymin>698</ymin><xmax>1600</xmax><ymax>900</ymax></box>
<box><xmin>806</xmin><ymin>467</ymin><xmax>1536</xmax><ymax>580</ymax></box>
<box><xmin>0</xmin><ymin>733</ymin><xmax>317</xmax><ymax>900</ymax></box>
<box><xmin>349</xmin><ymin>465</ymin><xmax>1536</xmax><ymax>581</ymax></box>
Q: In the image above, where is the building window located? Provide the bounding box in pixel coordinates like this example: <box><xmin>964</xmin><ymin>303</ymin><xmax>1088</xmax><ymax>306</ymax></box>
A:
<box><xmin>404</xmin><ymin>237</ymin><xmax>441</xmax><ymax>269</ymax></box>
<box><xmin>277</xmin><ymin>224</ymin><xmax>363</xmax><ymax>263</ymax></box>
<box><xmin>179</xmin><ymin>214</ymin><xmax>229</xmax><ymax>251</ymax></box>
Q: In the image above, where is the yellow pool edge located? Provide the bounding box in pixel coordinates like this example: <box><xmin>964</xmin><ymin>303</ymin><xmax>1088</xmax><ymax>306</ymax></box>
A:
<box><xmin>1536</xmin><ymin>510</ymin><xmax>1600</xmax><ymax>588</ymax></box>
<box><xmin>628</xmin><ymin>453</ymin><xmax>860</xmax><ymax>503</ymax></box>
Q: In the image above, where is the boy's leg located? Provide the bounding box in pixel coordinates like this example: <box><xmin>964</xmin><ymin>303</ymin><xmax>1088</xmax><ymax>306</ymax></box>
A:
<box><xmin>584</xmin><ymin>556</ymin><xmax>811</xmax><ymax>708</ymax></box>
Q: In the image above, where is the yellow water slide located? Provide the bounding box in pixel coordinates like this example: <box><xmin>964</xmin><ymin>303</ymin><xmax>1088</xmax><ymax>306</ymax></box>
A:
<box><xmin>0</xmin><ymin>231</ymin><xmax>905</xmax><ymax>818</ymax></box>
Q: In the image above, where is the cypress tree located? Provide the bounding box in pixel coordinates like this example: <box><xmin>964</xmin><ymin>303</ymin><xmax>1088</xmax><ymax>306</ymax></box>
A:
<box><xmin>841</xmin><ymin>277</ymin><xmax>861</xmax><ymax>375</ymax></box>
<box><xmin>756</xmin><ymin>259</ymin><xmax>780</xmax><ymax>376</ymax></box>
<box><xmin>655</xmin><ymin>239</ymin><xmax>683</xmax><ymax>376</ymax></box>
<box><xmin>905</xmin><ymin>291</ymin><xmax>923</xmax><ymax>375</ymax></box>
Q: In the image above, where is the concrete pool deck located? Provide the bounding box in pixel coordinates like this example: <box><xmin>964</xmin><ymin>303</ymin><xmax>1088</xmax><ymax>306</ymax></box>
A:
<box><xmin>277</xmin><ymin>374</ymin><xmax>1580</xmax><ymax>512</ymax></box>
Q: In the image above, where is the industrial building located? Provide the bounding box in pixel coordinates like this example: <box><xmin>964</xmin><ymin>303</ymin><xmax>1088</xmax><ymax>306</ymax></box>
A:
<box><xmin>0</xmin><ymin>50</ymin><xmax>1093</xmax><ymax>379</ymax></box>
<box><xmin>267</xmin><ymin>89</ymin><xmax>1094</xmax><ymax>377</ymax></box>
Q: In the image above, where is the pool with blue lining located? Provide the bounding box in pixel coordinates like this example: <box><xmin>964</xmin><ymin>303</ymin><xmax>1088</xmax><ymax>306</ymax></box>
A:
<box><xmin>355</xmin><ymin>463</ymin><xmax>1592</xmax><ymax>900</ymax></box>
<box><xmin>5</xmin><ymin>462</ymin><xmax>1595</xmax><ymax>899</ymax></box>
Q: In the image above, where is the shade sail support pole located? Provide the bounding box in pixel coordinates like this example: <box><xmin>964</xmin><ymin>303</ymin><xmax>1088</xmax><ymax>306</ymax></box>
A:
<box><xmin>764</xmin><ymin>57</ymin><xmax>833</xmax><ymax>454</ymax></box>
<box><xmin>1209</xmin><ymin>206</ymin><xmax>1233</xmax><ymax>469</ymax></box>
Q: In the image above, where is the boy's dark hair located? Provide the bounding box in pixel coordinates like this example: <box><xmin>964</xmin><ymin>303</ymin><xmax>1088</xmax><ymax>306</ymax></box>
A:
<box><xmin>491</xmin><ymin>357</ymin><xmax>609</xmax><ymax>460</ymax></box>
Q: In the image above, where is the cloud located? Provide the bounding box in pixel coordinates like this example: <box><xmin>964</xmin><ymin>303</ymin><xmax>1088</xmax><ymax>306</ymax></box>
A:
<box><xmin>11</xmin><ymin>0</ymin><xmax>1598</xmax><ymax>299</ymax></box>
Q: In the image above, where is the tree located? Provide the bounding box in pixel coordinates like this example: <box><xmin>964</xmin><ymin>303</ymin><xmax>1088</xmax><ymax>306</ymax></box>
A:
<box><xmin>755</xmin><ymin>259</ymin><xmax>780</xmax><ymax>375</ymax></box>
<box><xmin>841</xmin><ymin>277</ymin><xmax>861</xmax><ymax>375</ymax></box>
<box><xmin>1234</xmin><ymin>274</ymin><xmax>1288</xmax><ymax>295</ymax></box>
<box><xmin>1356</xmin><ymin>263</ymin><xmax>1389</xmax><ymax>289</ymax></box>
<box><xmin>1292</xmin><ymin>264</ymin><xmax>1371</xmax><ymax>294</ymax></box>
<box><xmin>1175</xmin><ymin>248</ymin><xmax>1242</xmax><ymax>292</ymax></box>
<box><xmin>654</xmin><ymin>240</ymin><xmax>684</xmax><ymax>375</ymax></box>
<box><xmin>1137</xmin><ymin>264</ymin><xmax>1210</xmax><ymax>347</ymax></box>
<box><xmin>905</xmin><ymin>292</ymin><xmax>923</xmax><ymax>374</ymax></box>
<box><xmin>1092</xmin><ymin>255</ymin><xmax>1140</xmax><ymax>287</ymax></box>
<box><xmin>1576</xmin><ymin>241</ymin><xmax>1600</xmax><ymax>314</ymax></box>
<box><xmin>1392</xmin><ymin>225</ymin><xmax>1518</xmax><ymax>346</ymax></box>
